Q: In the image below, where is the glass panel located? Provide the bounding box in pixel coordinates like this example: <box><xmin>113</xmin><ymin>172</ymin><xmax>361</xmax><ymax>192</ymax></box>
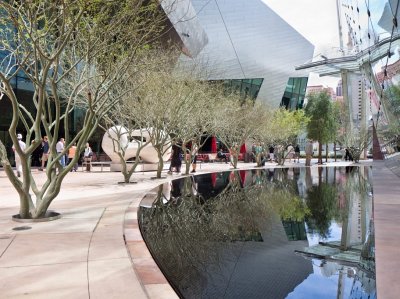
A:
<box><xmin>281</xmin><ymin>77</ymin><xmax>309</xmax><ymax>110</ymax></box>
<box><xmin>210</xmin><ymin>78</ymin><xmax>264</xmax><ymax>100</ymax></box>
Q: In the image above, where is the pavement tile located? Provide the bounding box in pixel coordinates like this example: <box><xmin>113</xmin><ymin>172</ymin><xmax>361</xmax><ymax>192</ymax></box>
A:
<box><xmin>0</xmin><ymin>234</ymin><xmax>14</xmax><ymax>256</ymax></box>
<box><xmin>0</xmin><ymin>262</ymin><xmax>88</xmax><ymax>298</ymax></box>
<box><xmin>372</xmin><ymin>160</ymin><xmax>400</xmax><ymax>299</ymax></box>
<box><xmin>124</xmin><ymin>219</ymin><xmax>139</xmax><ymax>230</ymax></box>
<box><xmin>124</xmin><ymin>228</ymin><xmax>142</xmax><ymax>242</ymax></box>
<box><xmin>125</xmin><ymin>209</ymin><xmax>138</xmax><ymax>220</ymax></box>
<box><xmin>0</xmin><ymin>233</ymin><xmax>91</xmax><ymax>267</ymax></box>
<box><xmin>132</xmin><ymin>257</ymin><xmax>168</xmax><ymax>285</ymax></box>
<box><xmin>56</xmin><ymin>207</ymin><xmax>105</xmax><ymax>219</ymax></box>
<box><xmin>93</xmin><ymin>223</ymin><xmax>123</xmax><ymax>238</ymax></box>
<box><xmin>97</xmin><ymin>209</ymin><xmax>125</xmax><ymax>225</ymax></box>
<box><xmin>145</xmin><ymin>284</ymin><xmax>179</xmax><ymax>299</ymax></box>
<box><xmin>0</xmin><ymin>218</ymin><xmax>99</xmax><ymax>234</ymax></box>
<box><xmin>88</xmin><ymin>258</ymin><xmax>147</xmax><ymax>299</ymax></box>
<box><xmin>89</xmin><ymin>236</ymin><xmax>129</xmax><ymax>261</ymax></box>
<box><xmin>126</xmin><ymin>241</ymin><xmax>152</xmax><ymax>259</ymax></box>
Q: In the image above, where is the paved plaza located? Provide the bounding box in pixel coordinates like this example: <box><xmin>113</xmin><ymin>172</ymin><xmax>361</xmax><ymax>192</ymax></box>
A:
<box><xmin>0</xmin><ymin>158</ymin><xmax>398</xmax><ymax>298</ymax></box>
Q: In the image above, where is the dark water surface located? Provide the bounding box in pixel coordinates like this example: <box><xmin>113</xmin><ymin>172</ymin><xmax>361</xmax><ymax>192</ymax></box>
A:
<box><xmin>138</xmin><ymin>166</ymin><xmax>376</xmax><ymax>299</ymax></box>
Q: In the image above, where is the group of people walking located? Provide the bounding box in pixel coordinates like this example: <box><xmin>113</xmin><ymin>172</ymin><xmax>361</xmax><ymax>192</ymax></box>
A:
<box><xmin>12</xmin><ymin>133</ymin><xmax>95</xmax><ymax>177</ymax></box>
<box><xmin>251</xmin><ymin>143</ymin><xmax>301</xmax><ymax>166</ymax></box>
<box><xmin>168</xmin><ymin>143</ymin><xmax>200</xmax><ymax>174</ymax></box>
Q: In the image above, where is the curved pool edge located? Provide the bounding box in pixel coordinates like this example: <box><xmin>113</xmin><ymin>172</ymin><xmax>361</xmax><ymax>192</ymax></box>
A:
<box><xmin>123</xmin><ymin>186</ymin><xmax>179</xmax><ymax>299</ymax></box>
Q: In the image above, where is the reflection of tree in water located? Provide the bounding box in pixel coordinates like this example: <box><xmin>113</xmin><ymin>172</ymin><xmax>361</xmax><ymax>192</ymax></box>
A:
<box><xmin>139</xmin><ymin>171</ymin><xmax>309</xmax><ymax>298</ymax></box>
<box><xmin>305</xmin><ymin>181</ymin><xmax>338</xmax><ymax>239</ymax></box>
<box><xmin>300</xmin><ymin>166</ymin><xmax>375</xmax><ymax>298</ymax></box>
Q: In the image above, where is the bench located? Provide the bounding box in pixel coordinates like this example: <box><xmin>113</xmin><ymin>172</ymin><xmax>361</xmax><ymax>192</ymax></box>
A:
<box><xmin>196</xmin><ymin>154</ymin><xmax>210</xmax><ymax>163</ymax></box>
<box><xmin>81</xmin><ymin>161</ymin><xmax>111</xmax><ymax>172</ymax></box>
<box><xmin>209</xmin><ymin>153</ymin><xmax>231</xmax><ymax>163</ymax></box>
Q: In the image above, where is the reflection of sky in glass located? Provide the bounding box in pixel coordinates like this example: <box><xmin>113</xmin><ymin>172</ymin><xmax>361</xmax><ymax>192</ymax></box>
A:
<box><xmin>140</xmin><ymin>167</ymin><xmax>375</xmax><ymax>299</ymax></box>
<box><xmin>287</xmin><ymin>260</ymin><xmax>374</xmax><ymax>299</ymax></box>
<box><xmin>341</xmin><ymin>0</ymin><xmax>400</xmax><ymax>124</ymax></box>
<box><xmin>341</xmin><ymin>0</ymin><xmax>400</xmax><ymax>74</ymax></box>
<box><xmin>342</xmin><ymin>0</ymin><xmax>391</xmax><ymax>46</ymax></box>
<box><xmin>287</xmin><ymin>272</ymin><xmax>340</xmax><ymax>299</ymax></box>
<box><xmin>306</xmin><ymin>222</ymin><xmax>342</xmax><ymax>246</ymax></box>
<box><xmin>295</xmin><ymin>223</ymin><xmax>356</xmax><ymax>299</ymax></box>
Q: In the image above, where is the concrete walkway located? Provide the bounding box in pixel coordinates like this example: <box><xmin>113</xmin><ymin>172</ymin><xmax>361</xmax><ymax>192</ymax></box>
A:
<box><xmin>0</xmin><ymin>159</ymin><xmax>396</xmax><ymax>298</ymax></box>
<box><xmin>372</xmin><ymin>159</ymin><xmax>400</xmax><ymax>299</ymax></box>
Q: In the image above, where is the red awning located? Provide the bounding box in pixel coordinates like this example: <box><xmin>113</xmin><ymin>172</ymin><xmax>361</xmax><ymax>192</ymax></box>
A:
<box><xmin>211</xmin><ymin>173</ymin><xmax>217</xmax><ymax>187</ymax></box>
<box><xmin>211</xmin><ymin>136</ymin><xmax>217</xmax><ymax>153</ymax></box>
<box><xmin>240</xmin><ymin>143</ymin><xmax>247</xmax><ymax>153</ymax></box>
<box><xmin>239</xmin><ymin>170</ymin><xmax>247</xmax><ymax>185</ymax></box>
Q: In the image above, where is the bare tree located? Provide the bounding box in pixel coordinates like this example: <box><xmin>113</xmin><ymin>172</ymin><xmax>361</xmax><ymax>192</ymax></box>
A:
<box><xmin>0</xmin><ymin>0</ymin><xmax>166</xmax><ymax>218</ymax></box>
<box><xmin>132</xmin><ymin>56</ymin><xmax>188</xmax><ymax>178</ymax></box>
<box><xmin>99</xmin><ymin>55</ymin><xmax>168</xmax><ymax>183</ymax></box>
<box><xmin>214</xmin><ymin>97</ymin><xmax>270</xmax><ymax>168</ymax></box>
<box><xmin>173</xmin><ymin>80</ymin><xmax>220</xmax><ymax>175</ymax></box>
<box><xmin>342</xmin><ymin>127</ymin><xmax>371</xmax><ymax>163</ymax></box>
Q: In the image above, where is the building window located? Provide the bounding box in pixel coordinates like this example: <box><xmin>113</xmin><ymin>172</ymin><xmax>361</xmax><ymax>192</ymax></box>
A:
<box><xmin>280</xmin><ymin>77</ymin><xmax>308</xmax><ymax>110</ymax></box>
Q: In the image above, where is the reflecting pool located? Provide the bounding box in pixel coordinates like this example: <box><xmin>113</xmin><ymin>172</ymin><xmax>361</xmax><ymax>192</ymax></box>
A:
<box><xmin>138</xmin><ymin>166</ymin><xmax>376</xmax><ymax>299</ymax></box>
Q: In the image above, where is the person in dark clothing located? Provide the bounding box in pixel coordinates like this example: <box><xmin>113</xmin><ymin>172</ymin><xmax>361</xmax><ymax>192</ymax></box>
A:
<box><xmin>217</xmin><ymin>148</ymin><xmax>229</xmax><ymax>163</ymax></box>
<box><xmin>294</xmin><ymin>144</ymin><xmax>300</xmax><ymax>163</ymax></box>
<box><xmin>269</xmin><ymin>146</ymin><xmax>275</xmax><ymax>162</ymax></box>
<box><xmin>31</xmin><ymin>140</ymin><xmax>43</xmax><ymax>167</ymax></box>
<box><xmin>169</xmin><ymin>143</ymin><xmax>182</xmax><ymax>173</ymax></box>
<box><xmin>39</xmin><ymin>136</ymin><xmax>49</xmax><ymax>171</ymax></box>
<box><xmin>345</xmin><ymin>148</ymin><xmax>353</xmax><ymax>161</ymax></box>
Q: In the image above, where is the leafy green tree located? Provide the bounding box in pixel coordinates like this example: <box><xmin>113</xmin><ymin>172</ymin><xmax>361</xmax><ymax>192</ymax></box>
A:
<box><xmin>265</xmin><ymin>108</ymin><xmax>308</xmax><ymax>165</ymax></box>
<box><xmin>385</xmin><ymin>83</ymin><xmax>400</xmax><ymax>116</ymax></box>
<box><xmin>305</xmin><ymin>91</ymin><xmax>335</xmax><ymax>164</ymax></box>
<box><xmin>305</xmin><ymin>169</ymin><xmax>339</xmax><ymax>239</ymax></box>
<box><xmin>382</xmin><ymin>83</ymin><xmax>400</xmax><ymax>149</ymax></box>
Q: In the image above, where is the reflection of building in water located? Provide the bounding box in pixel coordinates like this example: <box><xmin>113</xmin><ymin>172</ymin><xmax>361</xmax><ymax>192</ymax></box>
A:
<box><xmin>340</xmin><ymin>167</ymin><xmax>373</xmax><ymax>251</ymax></box>
<box><xmin>139</xmin><ymin>167</ymin><xmax>375</xmax><ymax>298</ymax></box>
<box><xmin>140</xmin><ymin>170</ymin><xmax>313</xmax><ymax>298</ymax></box>
<box><xmin>294</xmin><ymin>166</ymin><xmax>375</xmax><ymax>298</ymax></box>
<box><xmin>287</xmin><ymin>258</ymin><xmax>376</xmax><ymax>299</ymax></box>
<box><xmin>283</xmin><ymin>221</ymin><xmax>307</xmax><ymax>241</ymax></box>
<box><xmin>197</xmin><ymin>214</ymin><xmax>312</xmax><ymax>299</ymax></box>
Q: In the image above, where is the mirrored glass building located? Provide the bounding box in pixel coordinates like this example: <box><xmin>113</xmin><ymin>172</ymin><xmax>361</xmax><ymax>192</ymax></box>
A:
<box><xmin>164</xmin><ymin>0</ymin><xmax>315</xmax><ymax>107</ymax></box>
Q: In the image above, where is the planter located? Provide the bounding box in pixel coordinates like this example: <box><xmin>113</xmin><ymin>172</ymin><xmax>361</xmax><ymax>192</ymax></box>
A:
<box><xmin>12</xmin><ymin>211</ymin><xmax>62</xmax><ymax>223</ymax></box>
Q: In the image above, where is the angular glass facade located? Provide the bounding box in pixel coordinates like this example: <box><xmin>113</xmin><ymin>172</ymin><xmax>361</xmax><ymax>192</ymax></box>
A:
<box><xmin>280</xmin><ymin>77</ymin><xmax>308</xmax><ymax>110</ymax></box>
<box><xmin>210</xmin><ymin>78</ymin><xmax>264</xmax><ymax>100</ymax></box>
<box><xmin>175</xmin><ymin>0</ymin><xmax>314</xmax><ymax>107</ymax></box>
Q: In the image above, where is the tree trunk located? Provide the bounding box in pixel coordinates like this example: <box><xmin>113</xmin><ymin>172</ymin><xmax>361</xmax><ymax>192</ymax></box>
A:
<box><xmin>325</xmin><ymin>144</ymin><xmax>328</xmax><ymax>162</ymax></box>
<box><xmin>182</xmin><ymin>144</ymin><xmax>191</xmax><ymax>175</ymax></box>
<box><xmin>3</xmin><ymin>163</ymin><xmax>33</xmax><ymax>218</ymax></box>
<box><xmin>156</xmin><ymin>149</ymin><xmax>164</xmax><ymax>178</ymax></box>
<box><xmin>334</xmin><ymin>142</ymin><xmax>337</xmax><ymax>162</ymax></box>
<box><xmin>256</xmin><ymin>153</ymin><xmax>262</xmax><ymax>167</ymax></box>
<box><xmin>318</xmin><ymin>142</ymin><xmax>323</xmax><ymax>164</ymax></box>
<box><xmin>119</xmin><ymin>153</ymin><xmax>130</xmax><ymax>183</ymax></box>
<box><xmin>232</xmin><ymin>153</ymin><xmax>238</xmax><ymax>169</ymax></box>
